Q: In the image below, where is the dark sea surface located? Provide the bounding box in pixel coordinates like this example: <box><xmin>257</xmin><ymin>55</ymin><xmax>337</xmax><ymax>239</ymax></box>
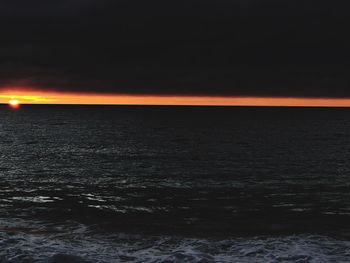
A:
<box><xmin>1</xmin><ymin>105</ymin><xmax>350</xmax><ymax>262</ymax></box>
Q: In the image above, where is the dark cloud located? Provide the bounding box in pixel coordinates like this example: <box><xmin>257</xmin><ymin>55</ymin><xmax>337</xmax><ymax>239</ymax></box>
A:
<box><xmin>1</xmin><ymin>0</ymin><xmax>350</xmax><ymax>97</ymax></box>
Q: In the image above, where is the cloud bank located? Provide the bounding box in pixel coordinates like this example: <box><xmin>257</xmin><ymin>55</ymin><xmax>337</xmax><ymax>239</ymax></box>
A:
<box><xmin>1</xmin><ymin>0</ymin><xmax>350</xmax><ymax>97</ymax></box>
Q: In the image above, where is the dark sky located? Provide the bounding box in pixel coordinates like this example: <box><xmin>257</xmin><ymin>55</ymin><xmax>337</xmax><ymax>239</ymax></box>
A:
<box><xmin>1</xmin><ymin>0</ymin><xmax>350</xmax><ymax>97</ymax></box>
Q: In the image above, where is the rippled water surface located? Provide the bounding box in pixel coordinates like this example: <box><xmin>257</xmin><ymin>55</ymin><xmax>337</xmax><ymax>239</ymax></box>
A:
<box><xmin>1</xmin><ymin>105</ymin><xmax>350</xmax><ymax>262</ymax></box>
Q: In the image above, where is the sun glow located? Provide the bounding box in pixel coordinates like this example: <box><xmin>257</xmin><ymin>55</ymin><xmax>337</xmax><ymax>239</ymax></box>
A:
<box><xmin>8</xmin><ymin>99</ymin><xmax>20</xmax><ymax>108</ymax></box>
<box><xmin>2</xmin><ymin>89</ymin><xmax>350</xmax><ymax>107</ymax></box>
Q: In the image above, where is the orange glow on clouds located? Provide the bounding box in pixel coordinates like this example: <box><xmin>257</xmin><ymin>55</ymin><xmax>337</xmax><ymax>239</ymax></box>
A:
<box><xmin>2</xmin><ymin>89</ymin><xmax>350</xmax><ymax>107</ymax></box>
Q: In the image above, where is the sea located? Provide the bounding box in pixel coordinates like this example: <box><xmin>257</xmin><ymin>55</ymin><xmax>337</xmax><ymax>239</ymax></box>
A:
<box><xmin>1</xmin><ymin>105</ymin><xmax>350</xmax><ymax>263</ymax></box>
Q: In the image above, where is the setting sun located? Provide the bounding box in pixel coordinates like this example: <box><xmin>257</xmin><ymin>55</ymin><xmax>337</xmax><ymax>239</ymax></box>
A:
<box><xmin>8</xmin><ymin>99</ymin><xmax>20</xmax><ymax>108</ymax></box>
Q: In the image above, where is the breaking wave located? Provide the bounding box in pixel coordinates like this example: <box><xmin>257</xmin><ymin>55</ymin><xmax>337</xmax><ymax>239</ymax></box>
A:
<box><xmin>1</xmin><ymin>219</ymin><xmax>350</xmax><ymax>263</ymax></box>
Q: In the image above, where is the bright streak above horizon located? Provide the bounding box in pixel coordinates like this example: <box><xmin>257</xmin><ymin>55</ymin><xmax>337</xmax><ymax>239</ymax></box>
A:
<box><xmin>2</xmin><ymin>90</ymin><xmax>350</xmax><ymax>107</ymax></box>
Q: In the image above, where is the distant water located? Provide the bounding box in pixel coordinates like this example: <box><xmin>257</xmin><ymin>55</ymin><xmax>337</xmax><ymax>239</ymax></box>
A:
<box><xmin>1</xmin><ymin>105</ymin><xmax>350</xmax><ymax>262</ymax></box>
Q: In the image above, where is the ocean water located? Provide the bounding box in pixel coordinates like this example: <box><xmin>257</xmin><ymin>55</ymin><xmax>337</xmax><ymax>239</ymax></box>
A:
<box><xmin>1</xmin><ymin>105</ymin><xmax>350</xmax><ymax>262</ymax></box>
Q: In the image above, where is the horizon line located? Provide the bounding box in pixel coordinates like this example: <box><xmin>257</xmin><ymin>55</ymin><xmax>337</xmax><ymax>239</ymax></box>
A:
<box><xmin>2</xmin><ymin>90</ymin><xmax>350</xmax><ymax>107</ymax></box>
<box><xmin>3</xmin><ymin>103</ymin><xmax>350</xmax><ymax>108</ymax></box>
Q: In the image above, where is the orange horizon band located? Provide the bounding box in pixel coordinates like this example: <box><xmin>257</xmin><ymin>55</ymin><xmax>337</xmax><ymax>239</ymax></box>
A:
<box><xmin>2</xmin><ymin>90</ymin><xmax>350</xmax><ymax>107</ymax></box>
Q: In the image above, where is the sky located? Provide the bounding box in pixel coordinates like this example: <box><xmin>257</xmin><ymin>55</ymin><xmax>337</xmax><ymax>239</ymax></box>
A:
<box><xmin>1</xmin><ymin>0</ymin><xmax>350</xmax><ymax>105</ymax></box>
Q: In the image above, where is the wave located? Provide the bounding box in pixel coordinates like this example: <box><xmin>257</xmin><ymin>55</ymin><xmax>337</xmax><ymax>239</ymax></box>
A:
<box><xmin>1</xmin><ymin>219</ymin><xmax>350</xmax><ymax>263</ymax></box>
